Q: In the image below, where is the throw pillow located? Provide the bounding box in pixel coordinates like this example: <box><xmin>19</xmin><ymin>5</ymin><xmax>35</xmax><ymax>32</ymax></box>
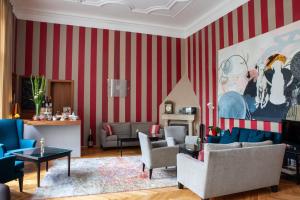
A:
<box><xmin>219</xmin><ymin>130</ymin><xmax>238</xmax><ymax>144</ymax></box>
<box><xmin>247</xmin><ymin>133</ymin><xmax>264</xmax><ymax>142</ymax></box>
<box><xmin>242</xmin><ymin>140</ymin><xmax>273</xmax><ymax>147</ymax></box>
<box><xmin>204</xmin><ymin>142</ymin><xmax>241</xmax><ymax>151</ymax></box>
<box><xmin>105</xmin><ymin>124</ymin><xmax>113</xmax><ymax>136</ymax></box>
<box><xmin>149</xmin><ymin>125</ymin><xmax>160</xmax><ymax>137</ymax></box>
<box><xmin>198</xmin><ymin>150</ymin><xmax>204</xmax><ymax>161</ymax></box>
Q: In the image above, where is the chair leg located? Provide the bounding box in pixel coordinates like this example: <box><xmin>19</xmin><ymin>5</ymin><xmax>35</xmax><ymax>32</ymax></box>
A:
<box><xmin>142</xmin><ymin>163</ymin><xmax>145</xmax><ymax>172</ymax></box>
<box><xmin>149</xmin><ymin>169</ymin><xmax>153</xmax><ymax>179</ymax></box>
<box><xmin>178</xmin><ymin>182</ymin><xmax>184</xmax><ymax>189</ymax></box>
<box><xmin>18</xmin><ymin>176</ymin><xmax>23</xmax><ymax>192</ymax></box>
<box><xmin>271</xmin><ymin>185</ymin><xmax>278</xmax><ymax>192</ymax></box>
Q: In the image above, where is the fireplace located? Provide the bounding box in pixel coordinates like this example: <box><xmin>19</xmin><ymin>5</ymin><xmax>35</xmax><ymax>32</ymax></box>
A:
<box><xmin>169</xmin><ymin>121</ymin><xmax>189</xmax><ymax>135</ymax></box>
<box><xmin>161</xmin><ymin>114</ymin><xmax>195</xmax><ymax>135</ymax></box>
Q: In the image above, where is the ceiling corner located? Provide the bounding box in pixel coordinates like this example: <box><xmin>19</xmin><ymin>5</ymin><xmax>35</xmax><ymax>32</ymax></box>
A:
<box><xmin>183</xmin><ymin>0</ymin><xmax>250</xmax><ymax>38</ymax></box>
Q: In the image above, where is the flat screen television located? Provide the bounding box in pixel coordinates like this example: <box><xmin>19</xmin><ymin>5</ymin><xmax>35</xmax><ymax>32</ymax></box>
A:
<box><xmin>281</xmin><ymin>119</ymin><xmax>300</xmax><ymax>145</ymax></box>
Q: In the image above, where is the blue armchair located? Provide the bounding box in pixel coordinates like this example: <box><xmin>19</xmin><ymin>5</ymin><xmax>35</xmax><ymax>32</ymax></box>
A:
<box><xmin>0</xmin><ymin>155</ymin><xmax>23</xmax><ymax>192</ymax></box>
<box><xmin>0</xmin><ymin>119</ymin><xmax>36</xmax><ymax>157</ymax></box>
<box><xmin>0</xmin><ymin>119</ymin><xmax>36</xmax><ymax>192</ymax></box>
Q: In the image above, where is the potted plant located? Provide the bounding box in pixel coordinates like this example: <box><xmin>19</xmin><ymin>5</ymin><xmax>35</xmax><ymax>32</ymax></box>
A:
<box><xmin>30</xmin><ymin>76</ymin><xmax>46</xmax><ymax>120</ymax></box>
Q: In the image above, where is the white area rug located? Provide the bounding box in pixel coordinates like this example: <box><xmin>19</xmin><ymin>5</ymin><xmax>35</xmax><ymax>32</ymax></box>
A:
<box><xmin>33</xmin><ymin>156</ymin><xmax>177</xmax><ymax>199</ymax></box>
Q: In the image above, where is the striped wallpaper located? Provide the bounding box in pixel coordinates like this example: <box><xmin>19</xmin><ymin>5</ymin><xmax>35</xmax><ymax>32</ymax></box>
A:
<box><xmin>187</xmin><ymin>0</ymin><xmax>300</xmax><ymax>133</ymax></box>
<box><xmin>14</xmin><ymin>20</ymin><xmax>186</xmax><ymax>145</ymax></box>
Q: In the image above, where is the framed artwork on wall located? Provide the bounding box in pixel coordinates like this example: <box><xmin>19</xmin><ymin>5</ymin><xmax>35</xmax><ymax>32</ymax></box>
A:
<box><xmin>218</xmin><ymin>20</ymin><xmax>300</xmax><ymax>122</ymax></box>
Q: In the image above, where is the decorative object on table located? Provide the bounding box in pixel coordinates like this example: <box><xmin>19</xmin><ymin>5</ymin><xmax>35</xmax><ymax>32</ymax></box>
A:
<box><xmin>40</xmin><ymin>138</ymin><xmax>45</xmax><ymax>156</ymax></box>
<box><xmin>88</xmin><ymin>129</ymin><xmax>93</xmax><ymax>148</ymax></box>
<box><xmin>12</xmin><ymin>103</ymin><xmax>20</xmax><ymax>119</ymax></box>
<box><xmin>208</xmin><ymin>126</ymin><xmax>221</xmax><ymax>136</ymax></box>
<box><xmin>179</xmin><ymin>107</ymin><xmax>197</xmax><ymax>115</ymax></box>
<box><xmin>30</xmin><ymin>76</ymin><xmax>46</xmax><ymax>120</ymax></box>
<box><xmin>164</xmin><ymin>100</ymin><xmax>174</xmax><ymax>114</ymax></box>
<box><xmin>218</xmin><ymin>20</ymin><xmax>300</xmax><ymax>122</ymax></box>
<box><xmin>69</xmin><ymin>112</ymin><xmax>78</xmax><ymax>121</ymax></box>
<box><xmin>63</xmin><ymin>107</ymin><xmax>71</xmax><ymax>116</ymax></box>
<box><xmin>33</xmin><ymin>156</ymin><xmax>176</xmax><ymax>199</ymax></box>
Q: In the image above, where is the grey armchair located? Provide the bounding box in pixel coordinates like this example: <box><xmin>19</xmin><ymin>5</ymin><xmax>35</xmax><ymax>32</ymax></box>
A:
<box><xmin>138</xmin><ymin>132</ymin><xmax>179</xmax><ymax>179</ymax></box>
<box><xmin>164</xmin><ymin>126</ymin><xmax>199</xmax><ymax>146</ymax></box>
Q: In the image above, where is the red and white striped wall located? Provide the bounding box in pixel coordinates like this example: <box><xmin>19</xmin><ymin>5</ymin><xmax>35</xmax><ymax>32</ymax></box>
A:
<box><xmin>14</xmin><ymin>20</ymin><xmax>186</xmax><ymax>146</ymax></box>
<box><xmin>187</xmin><ymin>0</ymin><xmax>300</xmax><ymax>133</ymax></box>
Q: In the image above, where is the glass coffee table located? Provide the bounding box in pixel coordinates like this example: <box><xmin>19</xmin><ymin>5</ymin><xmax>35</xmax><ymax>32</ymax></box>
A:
<box><xmin>12</xmin><ymin>147</ymin><xmax>72</xmax><ymax>187</ymax></box>
<box><xmin>179</xmin><ymin>144</ymin><xmax>202</xmax><ymax>158</ymax></box>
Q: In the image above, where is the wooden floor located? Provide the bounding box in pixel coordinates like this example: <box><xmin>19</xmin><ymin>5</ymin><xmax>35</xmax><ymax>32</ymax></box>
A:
<box><xmin>7</xmin><ymin>147</ymin><xmax>300</xmax><ymax>200</ymax></box>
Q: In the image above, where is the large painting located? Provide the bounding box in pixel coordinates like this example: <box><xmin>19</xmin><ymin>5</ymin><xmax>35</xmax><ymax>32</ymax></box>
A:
<box><xmin>218</xmin><ymin>21</ymin><xmax>300</xmax><ymax>122</ymax></box>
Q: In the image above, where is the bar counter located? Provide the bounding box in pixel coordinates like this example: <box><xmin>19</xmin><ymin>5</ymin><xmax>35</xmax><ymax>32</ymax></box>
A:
<box><xmin>24</xmin><ymin>120</ymin><xmax>81</xmax><ymax>157</ymax></box>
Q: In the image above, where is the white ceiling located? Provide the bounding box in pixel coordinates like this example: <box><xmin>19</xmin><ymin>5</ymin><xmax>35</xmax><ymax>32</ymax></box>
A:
<box><xmin>10</xmin><ymin>0</ymin><xmax>249</xmax><ymax>38</ymax></box>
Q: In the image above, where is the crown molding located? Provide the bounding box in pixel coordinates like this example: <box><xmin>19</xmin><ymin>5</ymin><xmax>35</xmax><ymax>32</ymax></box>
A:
<box><xmin>183</xmin><ymin>0</ymin><xmax>249</xmax><ymax>38</ymax></box>
<box><xmin>11</xmin><ymin>0</ymin><xmax>249</xmax><ymax>38</ymax></box>
<box><xmin>13</xmin><ymin>7</ymin><xmax>185</xmax><ymax>38</ymax></box>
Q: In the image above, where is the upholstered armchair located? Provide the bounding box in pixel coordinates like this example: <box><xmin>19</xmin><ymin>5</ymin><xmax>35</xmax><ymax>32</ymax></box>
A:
<box><xmin>0</xmin><ymin>119</ymin><xmax>36</xmax><ymax>157</ymax></box>
<box><xmin>164</xmin><ymin>126</ymin><xmax>199</xmax><ymax>146</ymax></box>
<box><xmin>0</xmin><ymin>119</ymin><xmax>36</xmax><ymax>190</ymax></box>
<box><xmin>138</xmin><ymin>132</ymin><xmax>178</xmax><ymax>179</ymax></box>
<box><xmin>0</xmin><ymin>156</ymin><xmax>24</xmax><ymax>192</ymax></box>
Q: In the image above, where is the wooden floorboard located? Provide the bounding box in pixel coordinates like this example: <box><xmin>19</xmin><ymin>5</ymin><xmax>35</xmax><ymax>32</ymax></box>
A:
<box><xmin>6</xmin><ymin>147</ymin><xmax>300</xmax><ymax>200</ymax></box>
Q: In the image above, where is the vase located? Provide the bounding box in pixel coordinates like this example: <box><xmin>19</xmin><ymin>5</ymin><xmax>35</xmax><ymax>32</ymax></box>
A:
<box><xmin>35</xmin><ymin>103</ymin><xmax>41</xmax><ymax>118</ymax></box>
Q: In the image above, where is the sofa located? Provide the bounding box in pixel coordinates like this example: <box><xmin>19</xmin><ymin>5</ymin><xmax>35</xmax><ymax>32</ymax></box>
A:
<box><xmin>100</xmin><ymin>122</ymin><xmax>164</xmax><ymax>148</ymax></box>
<box><xmin>207</xmin><ymin>127</ymin><xmax>282</xmax><ymax>144</ymax></box>
<box><xmin>177</xmin><ymin>143</ymin><xmax>286</xmax><ymax>200</ymax></box>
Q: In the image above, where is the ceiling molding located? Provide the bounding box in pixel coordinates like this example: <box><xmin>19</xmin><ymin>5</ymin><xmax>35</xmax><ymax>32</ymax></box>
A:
<box><xmin>13</xmin><ymin>7</ymin><xmax>185</xmax><ymax>38</ymax></box>
<box><xmin>11</xmin><ymin>0</ymin><xmax>249</xmax><ymax>39</ymax></box>
<box><xmin>183</xmin><ymin>0</ymin><xmax>249</xmax><ymax>38</ymax></box>
<box><xmin>131</xmin><ymin>0</ymin><xmax>191</xmax><ymax>18</ymax></box>
<box><xmin>65</xmin><ymin>0</ymin><xmax>191</xmax><ymax>18</ymax></box>
<box><xmin>65</xmin><ymin>0</ymin><xmax>135</xmax><ymax>10</ymax></box>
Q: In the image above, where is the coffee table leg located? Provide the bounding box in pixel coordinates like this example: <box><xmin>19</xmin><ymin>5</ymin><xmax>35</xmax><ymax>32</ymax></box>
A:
<box><xmin>46</xmin><ymin>161</ymin><xmax>48</xmax><ymax>172</ymax></box>
<box><xmin>68</xmin><ymin>153</ymin><xmax>71</xmax><ymax>177</ymax></box>
<box><xmin>36</xmin><ymin>162</ymin><xmax>40</xmax><ymax>187</ymax></box>
<box><xmin>121</xmin><ymin>140</ymin><xmax>123</xmax><ymax>157</ymax></box>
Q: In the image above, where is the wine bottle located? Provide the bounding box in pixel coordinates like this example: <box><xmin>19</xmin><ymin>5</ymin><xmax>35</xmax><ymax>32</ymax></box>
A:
<box><xmin>88</xmin><ymin>129</ymin><xmax>93</xmax><ymax>148</ymax></box>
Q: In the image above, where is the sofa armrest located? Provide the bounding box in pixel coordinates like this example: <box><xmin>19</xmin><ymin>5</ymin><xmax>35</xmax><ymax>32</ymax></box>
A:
<box><xmin>207</xmin><ymin>136</ymin><xmax>221</xmax><ymax>143</ymax></box>
<box><xmin>151</xmin><ymin>146</ymin><xmax>179</xmax><ymax>166</ymax></box>
<box><xmin>166</xmin><ymin>137</ymin><xmax>176</xmax><ymax>146</ymax></box>
<box><xmin>20</xmin><ymin>139</ymin><xmax>36</xmax><ymax>149</ymax></box>
<box><xmin>177</xmin><ymin>153</ymin><xmax>207</xmax><ymax>197</ymax></box>
<box><xmin>100</xmin><ymin>129</ymin><xmax>108</xmax><ymax>145</ymax></box>
<box><xmin>0</xmin><ymin>144</ymin><xmax>6</xmax><ymax>157</ymax></box>
<box><xmin>151</xmin><ymin>140</ymin><xmax>167</xmax><ymax>148</ymax></box>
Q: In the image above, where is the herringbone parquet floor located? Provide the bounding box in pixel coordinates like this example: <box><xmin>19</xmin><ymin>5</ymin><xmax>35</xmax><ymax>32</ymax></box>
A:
<box><xmin>6</xmin><ymin>147</ymin><xmax>300</xmax><ymax>200</ymax></box>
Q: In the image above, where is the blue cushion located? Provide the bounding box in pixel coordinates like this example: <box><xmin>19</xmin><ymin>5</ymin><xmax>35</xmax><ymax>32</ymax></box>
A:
<box><xmin>248</xmin><ymin>133</ymin><xmax>264</xmax><ymax>142</ymax></box>
<box><xmin>239</xmin><ymin>130</ymin><xmax>249</xmax><ymax>142</ymax></box>
<box><xmin>273</xmin><ymin>132</ymin><xmax>282</xmax><ymax>144</ymax></box>
<box><xmin>231</xmin><ymin>128</ymin><xmax>240</xmax><ymax>138</ymax></box>
<box><xmin>0</xmin><ymin>120</ymin><xmax>19</xmax><ymax>151</ymax></box>
<box><xmin>207</xmin><ymin>136</ymin><xmax>221</xmax><ymax>143</ymax></box>
<box><xmin>220</xmin><ymin>130</ymin><xmax>238</xmax><ymax>144</ymax></box>
<box><xmin>263</xmin><ymin>131</ymin><xmax>273</xmax><ymax>141</ymax></box>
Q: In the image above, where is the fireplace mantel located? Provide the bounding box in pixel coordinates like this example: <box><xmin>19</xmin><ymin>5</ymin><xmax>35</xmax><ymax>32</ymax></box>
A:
<box><xmin>161</xmin><ymin>114</ymin><xmax>195</xmax><ymax>135</ymax></box>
